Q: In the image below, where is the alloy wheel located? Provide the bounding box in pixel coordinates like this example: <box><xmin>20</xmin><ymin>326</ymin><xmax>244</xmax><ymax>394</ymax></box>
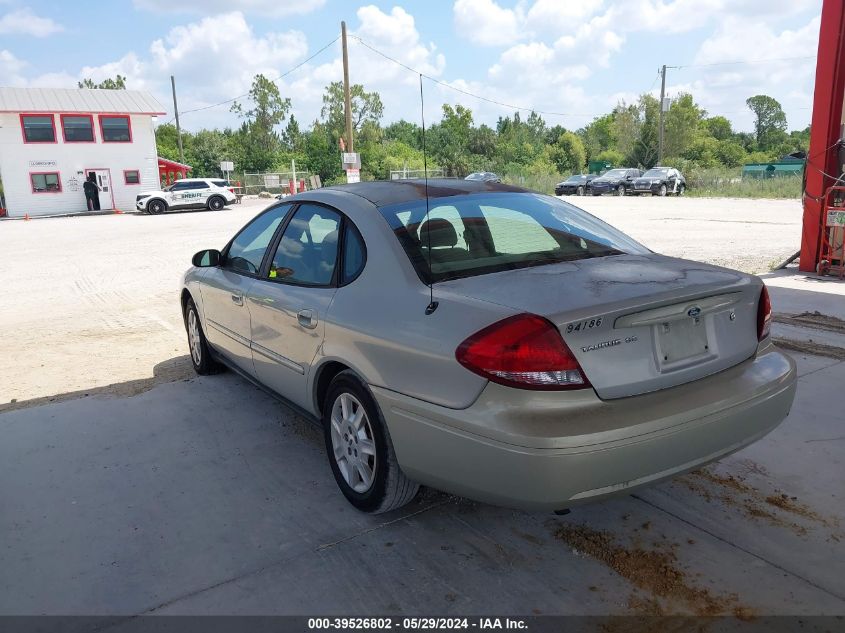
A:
<box><xmin>187</xmin><ymin>309</ymin><xmax>202</xmax><ymax>366</ymax></box>
<box><xmin>329</xmin><ymin>392</ymin><xmax>377</xmax><ymax>493</ymax></box>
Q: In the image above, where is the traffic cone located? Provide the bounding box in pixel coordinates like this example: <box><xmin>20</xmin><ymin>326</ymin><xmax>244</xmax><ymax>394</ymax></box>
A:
<box><xmin>114</xmin><ymin>208</ymin><xmax>124</xmax><ymax>214</ymax></box>
<box><xmin>24</xmin><ymin>213</ymin><xmax>30</xmax><ymax>221</ymax></box>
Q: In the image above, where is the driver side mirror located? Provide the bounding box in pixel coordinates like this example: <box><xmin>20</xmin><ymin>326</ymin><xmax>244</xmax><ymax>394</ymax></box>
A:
<box><xmin>192</xmin><ymin>249</ymin><xmax>221</xmax><ymax>267</ymax></box>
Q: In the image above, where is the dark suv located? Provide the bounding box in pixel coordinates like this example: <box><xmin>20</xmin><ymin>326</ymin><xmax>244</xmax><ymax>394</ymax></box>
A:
<box><xmin>589</xmin><ymin>168</ymin><xmax>642</xmax><ymax>196</ymax></box>
<box><xmin>631</xmin><ymin>167</ymin><xmax>686</xmax><ymax>196</ymax></box>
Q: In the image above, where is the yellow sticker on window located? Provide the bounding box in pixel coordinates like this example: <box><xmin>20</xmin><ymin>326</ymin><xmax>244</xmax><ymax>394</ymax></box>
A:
<box><xmin>269</xmin><ymin>269</ymin><xmax>277</xmax><ymax>278</ymax></box>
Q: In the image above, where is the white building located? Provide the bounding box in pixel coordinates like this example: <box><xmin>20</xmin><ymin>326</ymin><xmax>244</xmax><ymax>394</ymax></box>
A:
<box><xmin>0</xmin><ymin>87</ymin><xmax>166</xmax><ymax>218</ymax></box>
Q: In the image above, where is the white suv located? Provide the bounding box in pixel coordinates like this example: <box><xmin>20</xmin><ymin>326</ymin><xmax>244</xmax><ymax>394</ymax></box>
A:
<box><xmin>136</xmin><ymin>178</ymin><xmax>237</xmax><ymax>214</ymax></box>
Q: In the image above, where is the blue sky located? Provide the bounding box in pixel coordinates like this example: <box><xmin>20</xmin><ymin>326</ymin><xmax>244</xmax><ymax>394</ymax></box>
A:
<box><xmin>0</xmin><ymin>0</ymin><xmax>821</xmax><ymax>134</ymax></box>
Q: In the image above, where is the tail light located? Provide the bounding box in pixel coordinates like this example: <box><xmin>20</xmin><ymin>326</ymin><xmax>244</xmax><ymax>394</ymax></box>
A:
<box><xmin>456</xmin><ymin>314</ymin><xmax>589</xmax><ymax>390</ymax></box>
<box><xmin>757</xmin><ymin>285</ymin><xmax>772</xmax><ymax>341</ymax></box>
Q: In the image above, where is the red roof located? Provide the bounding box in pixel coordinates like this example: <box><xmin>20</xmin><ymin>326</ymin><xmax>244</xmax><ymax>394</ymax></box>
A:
<box><xmin>157</xmin><ymin>156</ymin><xmax>192</xmax><ymax>171</ymax></box>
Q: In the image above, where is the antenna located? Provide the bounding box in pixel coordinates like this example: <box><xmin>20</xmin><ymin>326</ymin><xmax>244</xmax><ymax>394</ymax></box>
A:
<box><xmin>419</xmin><ymin>73</ymin><xmax>438</xmax><ymax>316</ymax></box>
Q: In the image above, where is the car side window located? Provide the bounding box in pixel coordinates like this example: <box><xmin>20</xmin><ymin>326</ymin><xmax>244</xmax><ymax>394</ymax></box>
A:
<box><xmin>194</xmin><ymin>182</ymin><xmax>209</xmax><ymax>190</ymax></box>
<box><xmin>225</xmin><ymin>205</ymin><xmax>289</xmax><ymax>275</ymax></box>
<box><xmin>341</xmin><ymin>222</ymin><xmax>365</xmax><ymax>285</ymax></box>
<box><xmin>268</xmin><ymin>204</ymin><xmax>341</xmax><ymax>286</ymax></box>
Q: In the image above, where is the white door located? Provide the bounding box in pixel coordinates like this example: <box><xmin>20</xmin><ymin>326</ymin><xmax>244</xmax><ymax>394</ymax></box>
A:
<box><xmin>89</xmin><ymin>169</ymin><xmax>114</xmax><ymax>210</ymax></box>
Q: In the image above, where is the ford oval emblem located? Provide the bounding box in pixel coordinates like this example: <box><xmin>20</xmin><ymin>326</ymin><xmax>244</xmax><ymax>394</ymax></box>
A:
<box><xmin>687</xmin><ymin>306</ymin><xmax>702</xmax><ymax>318</ymax></box>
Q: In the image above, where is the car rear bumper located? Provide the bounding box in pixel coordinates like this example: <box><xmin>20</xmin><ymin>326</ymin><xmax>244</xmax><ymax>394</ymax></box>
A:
<box><xmin>371</xmin><ymin>341</ymin><xmax>796</xmax><ymax>510</ymax></box>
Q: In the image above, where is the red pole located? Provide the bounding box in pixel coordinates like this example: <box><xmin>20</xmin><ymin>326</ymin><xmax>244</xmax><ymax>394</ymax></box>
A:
<box><xmin>801</xmin><ymin>0</ymin><xmax>845</xmax><ymax>271</ymax></box>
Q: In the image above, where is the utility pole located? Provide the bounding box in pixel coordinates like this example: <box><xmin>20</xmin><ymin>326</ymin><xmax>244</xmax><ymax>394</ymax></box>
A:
<box><xmin>170</xmin><ymin>75</ymin><xmax>185</xmax><ymax>164</ymax></box>
<box><xmin>658</xmin><ymin>64</ymin><xmax>667</xmax><ymax>164</ymax></box>
<box><xmin>341</xmin><ymin>21</ymin><xmax>354</xmax><ymax>153</ymax></box>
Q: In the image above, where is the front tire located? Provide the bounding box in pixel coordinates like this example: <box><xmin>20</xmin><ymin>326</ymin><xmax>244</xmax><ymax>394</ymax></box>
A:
<box><xmin>323</xmin><ymin>371</ymin><xmax>419</xmax><ymax>513</ymax></box>
<box><xmin>677</xmin><ymin>184</ymin><xmax>686</xmax><ymax>196</ymax></box>
<box><xmin>207</xmin><ymin>196</ymin><xmax>225</xmax><ymax>211</ymax></box>
<box><xmin>148</xmin><ymin>199</ymin><xmax>166</xmax><ymax>214</ymax></box>
<box><xmin>184</xmin><ymin>298</ymin><xmax>222</xmax><ymax>375</ymax></box>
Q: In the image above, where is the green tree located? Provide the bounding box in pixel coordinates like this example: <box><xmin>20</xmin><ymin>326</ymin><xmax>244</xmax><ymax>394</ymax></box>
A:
<box><xmin>384</xmin><ymin>120</ymin><xmax>422</xmax><ymax>149</ymax></box>
<box><xmin>154</xmin><ymin>123</ymin><xmax>185</xmax><ymax>162</ymax></box>
<box><xmin>321</xmin><ymin>81</ymin><xmax>384</xmax><ymax>147</ymax></box>
<box><xmin>281</xmin><ymin>115</ymin><xmax>304</xmax><ymax>153</ymax></box>
<box><xmin>663</xmin><ymin>93</ymin><xmax>705</xmax><ymax>159</ymax></box>
<box><xmin>578</xmin><ymin>114</ymin><xmax>615</xmax><ymax>162</ymax></box>
<box><xmin>78</xmin><ymin>75</ymin><xmax>126</xmax><ymax>89</ymax></box>
<box><xmin>231</xmin><ymin>74</ymin><xmax>291</xmax><ymax>171</ymax></box>
<box><xmin>703</xmin><ymin>116</ymin><xmax>733</xmax><ymax>141</ymax></box>
<box><xmin>190</xmin><ymin>129</ymin><xmax>232</xmax><ymax>176</ymax></box>
<box><xmin>305</xmin><ymin>121</ymin><xmax>344</xmax><ymax>183</ymax></box>
<box><xmin>547</xmin><ymin>132</ymin><xmax>586</xmax><ymax>174</ymax></box>
<box><xmin>746</xmin><ymin>95</ymin><xmax>788</xmax><ymax>151</ymax></box>
<box><xmin>715</xmin><ymin>140</ymin><xmax>747</xmax><ymax>167</ymax></box>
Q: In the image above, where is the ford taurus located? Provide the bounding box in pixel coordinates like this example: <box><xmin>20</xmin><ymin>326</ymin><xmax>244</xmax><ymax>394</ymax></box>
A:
<box><xmin>180</xmin><ymin>180</ymin><xmax>796</xmax><ymax>514</ymax></box>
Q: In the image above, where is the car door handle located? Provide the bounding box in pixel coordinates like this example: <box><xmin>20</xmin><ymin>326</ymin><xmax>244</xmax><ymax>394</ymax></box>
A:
<box><xmin>297</xmin><ymin>309</ymin><xmax>317</xmax><ymax>329</ymax></box>
<box><xmin>231</xmin><ymin>294</ymin><xmax>244</xmax><ymax>306</ymax></box>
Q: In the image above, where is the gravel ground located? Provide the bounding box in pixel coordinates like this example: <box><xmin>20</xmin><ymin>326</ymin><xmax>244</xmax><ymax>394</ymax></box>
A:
<box><xmin>0</xmin><ymin>195</ymin><xmax>803</xmax><ymax>407</ymax></box>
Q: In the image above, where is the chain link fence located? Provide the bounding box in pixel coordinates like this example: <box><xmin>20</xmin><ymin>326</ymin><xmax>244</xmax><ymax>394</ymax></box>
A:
<box><xmin>242</xmin><ymin>171</ymin><xmax>315</xmax><ymax>196</ymax></box>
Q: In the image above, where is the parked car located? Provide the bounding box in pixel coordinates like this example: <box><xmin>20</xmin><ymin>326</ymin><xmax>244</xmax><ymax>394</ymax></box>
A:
<box><xmin>465</xmin><ymin>172</ymin><xmax>501</xmax><ymax>183</ymax></box>
<box><xmin>589</xmin><ymin>168</ymin><xmax>642</xmax><ymax>196</ymax></box>
<box><xmin>631</xmin><ymin>167</ymin><xmax>686</xmax><ymax>196</ymax></box>
<box><xmin>136</xmin><ymin>178</ymin><xmax>237</xmax><ymax>214</ymax></box>
<box><xmin>555</xmin><ymin>174</ymin><xmax>597</xmax><ymax>196</ymax></box>
<box><xmin>181</xmin><ymin>179</ymin><xmax>796</xmax><ymax>514</ymax></box>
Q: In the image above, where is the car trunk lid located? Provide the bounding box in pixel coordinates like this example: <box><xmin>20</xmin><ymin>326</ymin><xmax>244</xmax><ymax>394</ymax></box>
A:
<box><xmin>438</xmin><ymin>254</ymin><xmax>761</xmax><ymax>399</ymax></box>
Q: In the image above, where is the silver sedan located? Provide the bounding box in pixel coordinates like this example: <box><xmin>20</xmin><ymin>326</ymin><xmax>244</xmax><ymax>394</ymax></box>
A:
<box><xmin>180</xmin><ymin>180</ymin><xmax>796</xmax><ymax>514</ymax></box>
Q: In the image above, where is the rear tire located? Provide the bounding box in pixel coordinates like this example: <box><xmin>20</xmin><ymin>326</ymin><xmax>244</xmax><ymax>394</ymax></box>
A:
<box><xmin>207</xmin><ymin>196</ymin><xmax>225</xmax><ymax>211</ymax></box>
<box><xmin>184</xmin><ymin>297</ymin><xmax>222</xmax><ymax>375</ymax></box>
<box><xmin>323</xmin><ymin>371</ymin><xmax>419</xmax><ymax>514</ymax></box>
<box><xmin>616</xmin><ymin>184</ymin><xmax>626</xmax><ymax>196</ymax></box>
<box><xmin>658</xmin><ymin>184</ymin><xmax>668</xmax><ymax>197</ymax></box>
<box><xmin>148</xmin><ymin>199</ymin><xmax>166</xmax><ymax>214</ymax></box>
<box><xmin>577</xmin><ymin>185</ymin><xmax>585</xmax><ymax>196</ymax></box>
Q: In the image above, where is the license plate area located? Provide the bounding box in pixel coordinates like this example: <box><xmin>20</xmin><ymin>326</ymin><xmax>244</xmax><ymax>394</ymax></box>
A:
<box><xmin>656</xmin><ymin>318</ymin><xmax>710</xmax><ymax>367</ymax></box>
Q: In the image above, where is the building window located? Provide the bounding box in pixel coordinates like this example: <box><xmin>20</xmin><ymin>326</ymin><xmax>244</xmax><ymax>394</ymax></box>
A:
<box><xmin>31</xmin><ymin>172</ymin><xmax>62</xmax><ymax>193</ymax></box>
<box><xmin>21</xmin><ymin>114</ymin><xmax>56</xmax><ymax>143</ymax></box>
<box><xmin>61</xmin><ymin>114</ymin><xmax>95</xmax><ymax>142</ymax></box>
<box><xmin>99</xmin><ymin>115</ymin><xmax>132</xmax><ymax>142</ymax></box>
<box><xmin>124</xmin><ymin>170</ymin><xmax>140</xmax><ymax>185</ymax></box>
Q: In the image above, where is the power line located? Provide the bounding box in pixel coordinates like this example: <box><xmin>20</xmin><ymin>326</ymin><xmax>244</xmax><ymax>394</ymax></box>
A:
<box><xmin>350</xmin><ymin>35</ymin><xmax>595</xmax><ymax>119</ymax></box>
<box><xmin>176</xmin><ymin>36</ymin><xmax>340</xmax><ymax>117</ymax></box>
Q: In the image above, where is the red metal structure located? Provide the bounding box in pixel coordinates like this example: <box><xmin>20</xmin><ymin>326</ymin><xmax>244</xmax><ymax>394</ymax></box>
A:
<box><xmin>157</xmin><ymin>156</ymin><xmax>192</xmax><ymax>186</ymax></box>
<box><xmin>800</xmin><ymin>0</ymin><xmax>845</xmax><ymax>272</ymax></box>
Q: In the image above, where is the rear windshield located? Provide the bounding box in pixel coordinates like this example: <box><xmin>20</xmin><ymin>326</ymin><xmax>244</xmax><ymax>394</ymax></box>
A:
<box><xmin>379</xmin><ymin>192</ymin><xmax>649</xmax><ymax>283</ymax></box>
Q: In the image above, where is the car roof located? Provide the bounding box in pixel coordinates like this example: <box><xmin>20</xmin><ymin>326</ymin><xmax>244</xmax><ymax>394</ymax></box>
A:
<box><xmin>322</xmin><ymin>178</ymin><xmax>527</xmax><ymax>208</ymax></box>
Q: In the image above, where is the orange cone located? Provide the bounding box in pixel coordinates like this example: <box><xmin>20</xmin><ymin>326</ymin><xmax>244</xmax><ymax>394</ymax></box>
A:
<box><xmin>24</xmin><ymin>213</ymin><xmax>30</xmax><ymax>221</ymax></box>
<box><xmin>114</xmin><ymin>208</ymin><xmax>124</xmax><ymax>214</ymax></box>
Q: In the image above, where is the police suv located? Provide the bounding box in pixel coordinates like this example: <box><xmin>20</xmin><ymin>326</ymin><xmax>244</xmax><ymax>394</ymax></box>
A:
<box><xmin>136</xmin><ymin>178</ymin><xmax>237</xmax><ymax>214</ymax></box>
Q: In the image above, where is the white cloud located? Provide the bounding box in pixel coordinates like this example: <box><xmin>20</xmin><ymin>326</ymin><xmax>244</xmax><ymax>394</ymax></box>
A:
<box><xmin>0</xmin><ymin>49</ymin><xmax>27</xmax><ymax>86</ymax></box>
<box><xmin>133</xmin><ymin>0</ymin><xmax>325</xmax><ymax>17</ymax></box>
<box><xmin>453</xmin><ymin>0</ymin><xmax>524</xmax><ymax>46</ymax></box>
<box><xmin>0</xmin><ymin>8</ymin><xmax>63</xmax><ymax>37</ymax></box>
<box><xmin>669</xmin><ymin>14</ymin><xmax>819</xmax><ymax>130</ymax></box>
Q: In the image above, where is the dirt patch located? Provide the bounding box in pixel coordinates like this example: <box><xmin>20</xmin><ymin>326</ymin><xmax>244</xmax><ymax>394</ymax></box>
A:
<box><xmin>675</xmin><ymin>467</ymin><xmax>840</xmax><ymax>537</ymax></box>
<box><xmin>773</xmin><ymin>337</ymin><xmax>845</xmax><ymax>360</ymax></box>
<box><xmin>555</xmin><ymin>523</ymin><xmax>748</xmax><ymax>617</ymax></box>
<box><xmin>774</xmin><ymin>311</ymin><xmax>845</xmax><ymax>334</ymax></box>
